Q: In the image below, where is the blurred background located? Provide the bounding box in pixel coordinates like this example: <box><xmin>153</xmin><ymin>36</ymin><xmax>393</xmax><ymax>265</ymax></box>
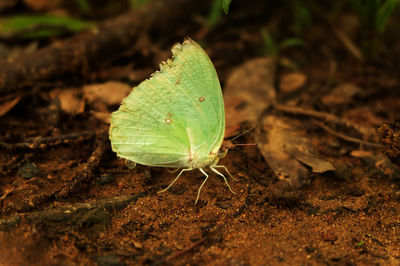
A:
<box><xmin>0</xmin><ymin>0</ymin><xmax>399</xmax><ymax>265</ymax></box>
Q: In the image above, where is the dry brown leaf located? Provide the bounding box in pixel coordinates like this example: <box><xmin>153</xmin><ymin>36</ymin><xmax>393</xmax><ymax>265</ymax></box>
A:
<box><xmin>350</xmin><ymin>150</ymin><xmax>373</xmax><ymax>158</ymax></box>
<box><xmin>90</xmin><ymin>110</ymin><xmax>110</xmax><ymax>124</ymax></box>
<box><xmin>369</xmin><ymin>154</ymin><xmax>400</xmax><ymax>181</ymax></box>
<box><xmin>256</xmin><ymin>114</ymin><xmax>335</xmax><ymax>187</ymax></box>
<box><xmin>224</xmin><ymin>57</ymin><xmax>276</xmax><ymax>137</ymax></box>
<box><xmin>345</xmin><ymin>106</ymin><xmax>383</xmax><ymax>127</ymax></box>
<box><xmin>291</xmin><ymin>149</ymin><xmax>335</xmax><ymax>173</ymax></box>
<box><xmin>51</xmin><ymin>88</ymin><xmax>84</xmax><ymax>115</ymax></box>
<box><xmin>279</xmin><ymin>72</ymin><xmax>306</xmax><ymax>94</ymax></box>
<box><xmin>0</xmin><ymin>97</ymin><xmax>20</xmax><ymax>116</ymax></box>
<box><xmin>322</xmin><ymin>83</ymin><xmax>362</xmax><ymax>107</ymax></box>
<box><xmin>83</xmin><ymin>81</ymin><xmax>131</xmax><ymax>107</ymax></box>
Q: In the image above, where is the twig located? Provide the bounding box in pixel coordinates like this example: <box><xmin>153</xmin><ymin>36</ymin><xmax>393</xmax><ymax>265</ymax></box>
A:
<box><xmin>274</xmin><ymin>103</ymin><xmax>371</xmax><ymax>136</ymax></box>
<box><xmin>0</xmin><ymin>193</ymin><xmax>143</xmax><ymax>231</ymax></box>
<box><xmin>167</xmin><ymin>224</ymin><xmax>225</xmax><ymax>261</ymax></box>
<box><xmin>313</xmin><ymin>120</ymin><xmax>383</xmax><ymax>148</ymax></box>
<box><xmin>56</xmin><ymin>131</ymin><xmax>108</xmax><ymax>198</ymax></box>
<box><xmin>333</xmin><ymin>28</ymin><xmax>363</xmax><ymax>61</ymax></box>
<box><xmin>1</xmin><ymin>131</ymin><xmax>106</xmax><ymax>213</ymax></box>
<box><xmin>167</xmin><ymin>237</ymin><xmax>207</xmax><ymax>261</ymax></box>
<box><xmin>0</xmin><ymin>131</ymin><xmax>94</xmax><ymax>151</ymax></box>
<box><xmin>342</xmin><ymin>205</ymin><xmax>358</xmax><ymax>213</ymax></box>
<box><xmin>0</xmin><ymin>0</ymin><xmax>210</xmax><ymax>95</ymax></box>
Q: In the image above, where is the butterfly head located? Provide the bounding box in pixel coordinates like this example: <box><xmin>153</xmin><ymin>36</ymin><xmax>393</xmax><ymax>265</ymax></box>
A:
<box><xmin>217</xmin><ymin>145</ymin><xmax>229</xmax><ymax>159</ymax></box>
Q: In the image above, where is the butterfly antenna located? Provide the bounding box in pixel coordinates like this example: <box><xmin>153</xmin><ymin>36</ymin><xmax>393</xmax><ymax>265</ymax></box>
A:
<box><xmin>230</xmin><ymin>143</ymin><xmax>256</xmax><ymax>146</ymax></box>
<box><xmin>228</xmin><ymin>125</ymin><xmax>257</xmax><ymax>142</ymax></box>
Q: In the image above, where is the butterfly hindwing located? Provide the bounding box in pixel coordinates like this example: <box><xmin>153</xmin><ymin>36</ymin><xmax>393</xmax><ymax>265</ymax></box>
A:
<box><xmin>109</xmin><ymin>39</ymin><xmax>225</xmax><ymax>168</ymax></box>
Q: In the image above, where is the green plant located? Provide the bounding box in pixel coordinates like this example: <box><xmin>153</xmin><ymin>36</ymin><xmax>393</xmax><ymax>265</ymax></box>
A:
<box><xmin>0</xmin><ymin>15</ymin><xmax>93</xmax><ymax>39</ymax></box>
<box><xmin>223</xmin><ymin>0</ymin><xmax>232</xmax><ymax>14</ymax></box>
<box><xmin>74</xmin><ymin>0</ymin><xmax>91</xmax><ymax>13</ymax></box>
<box><xmin>350</xmin><ymin>0</ymin><xmax>399</xmax><ymax>33</ymax></box>
<box><xmin>207</xmin><ymin>0</ymin><xmax>225</xmax><ymax>28</ymax></box>
<box><xmin>355</xmin><ymin>240</ymin><xmax>365</xmax><ymax>247</ymax></box>
<box><xmin>261</xmin><ymin>28</ymin><xmax>305</xmax><ymax>56</ymax></box>
<box><xmin>129</xmin><ymin>0</ymin><xmax>151</xmax><ymax>9</ymax></box>
<box><xmin>291</xmin><ymin>1</ymin><xmax>312</xmax><ymax>34</ymax></box>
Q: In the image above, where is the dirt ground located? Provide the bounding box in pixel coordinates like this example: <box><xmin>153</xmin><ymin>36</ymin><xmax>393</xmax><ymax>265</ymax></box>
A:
<box><xmin>0</xmin><ymin>0</ymin><xmax>399</xmax><ymax>265</ymax></box>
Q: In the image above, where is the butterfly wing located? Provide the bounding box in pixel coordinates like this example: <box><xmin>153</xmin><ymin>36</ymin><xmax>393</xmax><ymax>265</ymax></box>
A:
<box><xmin>109</xmin><ymin>38</ymin><xmax>225</xmax><ymax>168</ymax></box>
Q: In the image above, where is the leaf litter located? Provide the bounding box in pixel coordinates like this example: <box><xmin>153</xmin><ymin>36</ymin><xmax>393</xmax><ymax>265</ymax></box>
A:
<box><xmin>0</xmin><ymin>1</ymin><xmax>400</xmax><ymax>265</ymax></box>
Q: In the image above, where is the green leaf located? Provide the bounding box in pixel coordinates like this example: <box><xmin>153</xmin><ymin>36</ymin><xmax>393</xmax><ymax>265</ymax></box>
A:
<box><xmin>207</xmin><ymin>0</ymin><xmax>224</xmax><ymax>27</ymax></box>
<box><xmin>129</xmin><ymin>0</ymin><xmax>151</xmax><ymax>9</ymax></box>
<box><xmin>0</xmin><ymin>15</ymin><xmax>93</xmax><ymax>39</ymax></box>
<box><xmin>356</xmin><ymin>240</ymin><xmax>364</xmax><ymax>247</ymax></box>
<box><xmin>279</xmin><ymin>38</ymin><xmax>306</xmax><ymax>50</ymax></box>
<box><xmin>74</xmin><ymin>0</ymin><xmax>91</xmax><ymax>13</ymax></box>
<box><xmin>222</xmin><ymin>0</ymin><xmax>232</xmax><ymax>14</ymax></box>
<box><xmin>376</xmin><ymin>0</ymin><xmax>399</xmax><ymax>33</ymax></box>
<box><xmin>261</xmin><ymin>28</ymin><xmax>277</xmax><ymax>56</ymax></box>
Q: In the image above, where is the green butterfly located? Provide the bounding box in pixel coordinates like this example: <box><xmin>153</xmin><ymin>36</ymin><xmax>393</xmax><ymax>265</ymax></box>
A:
<box><xmin>109</xmin><ymin>38</ymin><xmax>236</xmax><ymax>204</ymax></box>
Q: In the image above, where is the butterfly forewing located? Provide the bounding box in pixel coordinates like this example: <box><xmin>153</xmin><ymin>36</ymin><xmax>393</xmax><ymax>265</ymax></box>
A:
<box><xmin>109</xmin><ymin>39</ymin><xmax>225</xmax><ymax>168</ymax></box>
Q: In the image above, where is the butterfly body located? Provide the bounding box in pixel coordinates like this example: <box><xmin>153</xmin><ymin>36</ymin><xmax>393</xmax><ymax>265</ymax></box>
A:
<box><xmin>109</xmin><ymin>38</ymin><xmax>235</xmax><ymax>203</ymax></box>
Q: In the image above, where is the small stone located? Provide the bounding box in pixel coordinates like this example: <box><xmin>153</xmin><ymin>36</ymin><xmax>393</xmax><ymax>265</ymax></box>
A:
<box><xmin>215</xmin><ymin>202</ymin><xmax>232</xmax><ymax>210</ymax></box>
<box><xmin>96</xmin><ymin>254</ymin><xmax>124</xmax><ymax>266</ymax></box>
<box><xmin>97</xmin><ymin>173</ymin><xmax>115</xmax><ymax>185</ymax></box>
<box><xmin>17</xmin><ymin>162</ymin><xmax>40</xmax><ymax>179</ymax></box>
<box><xmin>133</xmin><ymin>241</ymin><xmax>143</xmax><ymax>249</ymax></box>
<box><xmin>321</xmin><ymin>230</ymin><xmax>338</xmax><ymax>242</ymax></box>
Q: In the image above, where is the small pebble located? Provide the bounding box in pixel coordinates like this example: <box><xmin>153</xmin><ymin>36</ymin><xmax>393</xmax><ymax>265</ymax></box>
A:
<box><xmin>97</xmin><ymin>173</ymin><xmax>115</xmax><ymax>185</ymax></box>
<box><xmin>17</xmin><ymin>162</ymin><xmax>40</xmax><ymax>179</ymax></box>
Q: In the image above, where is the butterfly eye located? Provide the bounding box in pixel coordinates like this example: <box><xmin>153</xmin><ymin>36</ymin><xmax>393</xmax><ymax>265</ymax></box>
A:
<box><xmin>218</xmin><ymin>147</ymin><xmax>228</xmax><ymax>159</ymax></box>
<box><xmin>125</xmin><ymin>160</ymin><xmax>137</xmax><ymax>169</ymax></box>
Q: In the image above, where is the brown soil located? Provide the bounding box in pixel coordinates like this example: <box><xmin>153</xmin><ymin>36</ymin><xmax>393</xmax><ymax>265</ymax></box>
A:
<box><xmin>0</xmin><ymin>1</ymin><xmax>399</xmax><ymax>265</ymax></box>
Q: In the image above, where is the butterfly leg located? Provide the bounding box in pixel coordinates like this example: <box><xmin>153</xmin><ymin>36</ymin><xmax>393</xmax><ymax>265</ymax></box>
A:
<box><xmin>212</xmin><ymin>165</ymin><xmax>238</xmax><ymax>181</ymax></box>
<box><xmin>196</xmin><ymin>168</ymin><xmax>209</xmax><ymax>204</ymax></box>
<box><xmin>167</xmin><ymin>168</ymin><xmax>180</xmax><ymax>173</ymax></box>
<box><xmin>210</xmin><ymin>166</ymin><xmax>237</xmax><ymax>195</ymax></box>
<box><xmin>158</xmin><ymin>168</ymin><xmax>192</xmax><ymax>194</ymax></box>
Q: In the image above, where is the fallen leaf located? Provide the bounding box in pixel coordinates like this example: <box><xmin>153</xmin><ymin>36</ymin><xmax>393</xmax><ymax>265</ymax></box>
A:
<box><xmin>361</xmin><ymin>154</ymin><xmax>400</xmax><ymax>181</ymax></box>
<box><xmin>224</xmin><ymin>57</ymin><xmax>276</xmax><ymax>137</ymax></box>
<box><xmin>345</xmin><ymin>106</ymin><xmax>383</xmax><ymax>127</ymax></box>
<box><xmin>0</xmin><ymin>97</ymin><xmax>20</xmax><ymax>116</ymax></box>
<box><xmin>378</xmin><ymin>121</ymin><xmax>400</xmax><ymax>166</ymax></box>
<box><xmin>83</xmin><ymin>81</ymin><xmax>131</xmax><ymax>107</ymax></box>
<box><xmin>256</xmin><ymin>114</ymin><xmax>335</xmax><ymax>187</ymax></box>
<box><xmin>279</xmin><ymin>72</ymin><xmax>306</xmax><ymax>94</ymax></box>
<box><xmin>291</xmin><ymin>149</ymin><xmax>335</xmax><ymax>173</ymax></box>
<box><xmin>350</xmin><ymin>150</ymin><xmax>373</xmax><ymax>158</ymax></box>
<box><xmin>90</xmin><ymin>110</ymin><xmax>110</xmax><ymax>124</ymax></box>
<box><xmin>321</xmin><ymin>83</ymin><xmax>362</xmax><ymax>107</ymax></box>
<box><xmin>57</xmin><ymin>88</ymin><xmax>84</xmax><ymax>115</ymax></box>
